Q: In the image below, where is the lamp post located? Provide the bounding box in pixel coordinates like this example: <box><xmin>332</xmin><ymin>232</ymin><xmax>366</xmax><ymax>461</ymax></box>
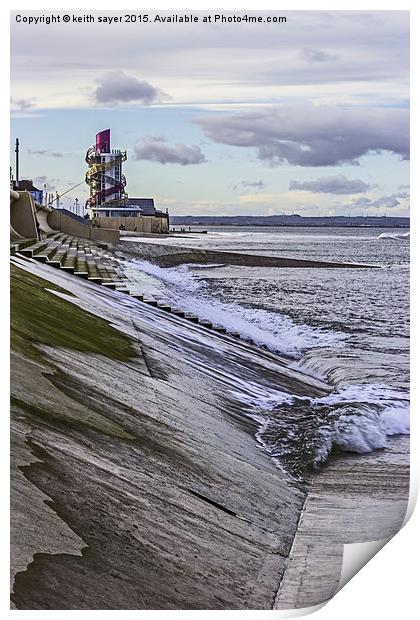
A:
<box><xmin>15</xmin><ymin>138</ymin><xmax>19</xmax><ymax>185</ymax></box>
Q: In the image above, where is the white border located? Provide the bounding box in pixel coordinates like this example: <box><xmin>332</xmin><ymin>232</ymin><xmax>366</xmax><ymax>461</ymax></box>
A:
<box><xmin>2</xmin><ymin>1</ymin><xmax>417</xmax><ymax>618</ymax></box>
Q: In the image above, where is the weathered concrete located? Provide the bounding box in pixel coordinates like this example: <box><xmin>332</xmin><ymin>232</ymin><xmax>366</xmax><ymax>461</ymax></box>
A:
<box><xmin>34</xmin><ymin>206</ymin><xmax>55</xmax><ymax>236</ymax></box>
<box><xmin>10</xmin><ymin>190</ymin><xmax>38</xmax><ymax>241</ymax></box>
<box><xmin>275</xmin><ymin>437</ymin><xmax>409</xmax><ymax>608</ymax></box>
<box><xmin>90</xmin><ymin>226</ymin><xmax>120</xmax><ymax>244</ymax></box>
<box><xmin>48</xmin><ymin>211</ymin><xmax>120</xmax><ymax>244</ymax></box>
<box><xmin>9</xmin><ymin>252</ymin><xmax>407</xmax><ymax>610</ymax></box>
<box><xmin>11</xmin><ymin>259</ymin><xmax>329</xmax><ymax>609</ymax></box>
<box><xmin>93</xmin><ymin>214</ymin><xmax>169</xmax><ymax>234</ymax></box>
<box><xmin>10</xmin><ymin>191</ymin><xmax>120</xmax><ymax>245</ymax></box>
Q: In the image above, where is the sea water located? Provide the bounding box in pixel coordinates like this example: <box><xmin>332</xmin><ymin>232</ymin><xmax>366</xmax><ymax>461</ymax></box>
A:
<box><xmin>127</xmin><ymin>226</ymin><xmax>409</xmax><ymax>478</ymax></box>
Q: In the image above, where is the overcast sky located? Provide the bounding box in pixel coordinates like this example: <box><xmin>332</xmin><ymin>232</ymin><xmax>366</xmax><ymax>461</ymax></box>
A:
<box><xmin>10</xmin><ymin>10</ymin><xmax>409</xmax><ymax>216</ymax></box>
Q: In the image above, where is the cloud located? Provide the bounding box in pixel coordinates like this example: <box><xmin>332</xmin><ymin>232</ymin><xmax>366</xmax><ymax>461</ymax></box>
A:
<box><xmin>27</xmin><ymin>148</ymin><xmax>47</xmax><ymax>155</ymax></box>
<box><xmin>28</xmin><ymin>149</ymin><xmax>63</xmax><ymax>157</ymax></box>
<box><xmin>241</xmin><ymin>180</ymin><xmax>266</xmax><ymax>190</ymax></box>
<box><xmin>347</xmin><ymin>191</ymin><xmax>409</xmax><ymax>211</ymax></box>
<box><xmin>195</xmin><ymin>103</ymin><xmax>409</xmax><ymax>166</ymax></box>
<box><xmin>33</xmin><ymin>175</ymin><xmax>59</xmax><ymax>192</ymax></box>
<box><xmin>10</xmin><ymin>12</ymin><xmax>408</xmax><ymax>111</ymax></box>
<box><xmin>133</xmin><ymin>136</ymin><xmax>207</xmax><ymax>165</ymax></box>
<box><xmin>300</xmin><ymin>48</ymin><xmax>338</xmax><ymax>62</ymax></box>
<box><xmin>10</xmin><ymin>97</ymin><xmax>34</xmax><ymax>111</ymax></box>
<box><xmin>289</xmin><ymin>175</ymin><xmax>371</xmax><ymax>194</ymax></box>
<box><xmin>94</xmin><ymin>71</ymin><xmax>167</xmax><ymax>105</ymax></box>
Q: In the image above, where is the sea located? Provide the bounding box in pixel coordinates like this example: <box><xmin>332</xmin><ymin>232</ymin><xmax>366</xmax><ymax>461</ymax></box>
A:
<box><xmin>123</xmin><ymin>226</ymin><xmax>410</xmax><ymax>479</ymax></box>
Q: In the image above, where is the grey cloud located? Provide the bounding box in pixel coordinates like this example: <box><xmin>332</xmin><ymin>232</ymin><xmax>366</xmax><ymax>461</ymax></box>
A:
<box><xmin>94</xmin><ymin>71</ymin><xmax>167</xmax><ymax>105</ymax></box>
<box><xmin>196</xmin><ymin>104</ymin><xmax>409</xmax><ymax>167</ymax></box>
<box><xmin>10</xmin><ymin>97</ymin><xmax>34</xmax><ymax>110</ymax></box>
<box><xmin>33</xmin><ymin>175</ymin><xmax>59</xmax><ymax>191</ymax></box>
<box><xmin>290</xmin><ymin>175</ymin><xmax>371</xmax><ymax>194</ymax></box>
<box><xmin>133</xmin><ymin>137</ymin><xmax>207</xmax><ymax>165</ymax></box>
<box><xmin>241</xmin><ymin>180</ymin><xmax>266</xmax><ymax>190</ymax></box>
<box><xmin>300</xmin><ymin>48</ymin><xmax>338</xmax><ymax>62</ymax></box>
<box><xmin>28</xmin><ymin>149</ymin><xmax>64</xmax><ymax>157</ymax></box>
<box><xmin>10</xmin><ymin>12</ymin><xmax>409</xmax><ymax>109</ymax></box>
<box><xmin>348</xmin><ymin>191</ymin><xmax>409</xmax><ymax>211</ymax></box>
<box><xmin>28</xmin><ymin>148</ymin><xmax>47</xmax><ymax>155</ymax></box>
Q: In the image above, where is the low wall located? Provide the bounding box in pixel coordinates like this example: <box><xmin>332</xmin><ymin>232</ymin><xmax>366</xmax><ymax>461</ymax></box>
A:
<box><xmin>47</xmin><ymin>211</ymin><xmax>120</xmax><ymax>244</ymax></box>
<box><xmin>48</xmin><ymin>210</ymin><xmax>89</xmax><ymax>237</ymax></box>
<box><xmin>92</xmin><ymin>215</ymin><xmax>169</xmax><ymax>234</ymax></box>
<box><xmin>90</xmin><ymin>227</ymin><xmax>120</xmax><ymax>244</ymax></box>
<box><xmin>10</xmin><ymin>191</ymin><xmax>38</xmax><ymax>241</ymax></box>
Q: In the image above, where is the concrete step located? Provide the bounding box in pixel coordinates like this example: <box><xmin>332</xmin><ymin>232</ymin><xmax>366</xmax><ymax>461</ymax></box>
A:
<box><xmin>61</xmin><ymin>249</ymin><xmax>77</xmax><ymax>271</ymax></box>
<box><xmin>157</xmin><ymin>302</ymin><xmax>172</xmax><ymax>312</ymax></box>
<box><xmin>170</xmin><ymin>308</ymin><xmax>185</xmax><ymax>318</ymax></box>
<box><xmin>11</xmin><ymin>239</ymin><xmax>38</xmax><ymax>254</ymax></box>
<box><xmin>20</xmin><ymin>241</ymin><xmax>49</xmax><ymax>257</ymax></box>
<box><xmin>34</xmin><ymin>242</ymin><xmax>65</xmax><ymax>263</ymax></box>
<box><xmin>86</xmin><ymin>262</ymin><xmax>102</xmax><ymax>283</ymax></box>
<box><xmin>199</xmin><ymin>319</ymin><xmax>213</xmax><ymax>329</ymax></box>
<box><xmin>184</xmin><ymin>314</ymin><xmax>199</xmax><ymax>323</ymax></box>
<box><xmin>47</xmin><ymin>246</ymin><xmax>68</xmax><ymax>266</ymax></box>
<box><xmin>143</xmin><ymin>298</ymin><xmax>158</xmax><ymax>306</ymax></box>
<box><xmin>46</xmin><ymin>232</ymin><xmax>65</xmax><ymax>243</ymax></box>
<box><xmin>74</xmin><ymin>252</ymin><xmax>89</xmax><ymax>276</ymax></box>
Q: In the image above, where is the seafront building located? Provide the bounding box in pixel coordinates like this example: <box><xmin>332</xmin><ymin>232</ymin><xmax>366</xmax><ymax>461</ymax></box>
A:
<box><xmin>10</xmin><ymin>131</ymin><xmax>169</xmax><ymax>235</ymax></box>
<box><xmin>86</xmin><ymin>129</ymin><xmax>169</xmax><ymax>233</ymax></box>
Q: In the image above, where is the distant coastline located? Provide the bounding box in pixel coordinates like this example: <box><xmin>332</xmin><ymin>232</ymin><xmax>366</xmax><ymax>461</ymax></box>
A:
<box><xmin>170</xmin><ymin>215</ymin><xmax>409</xmax><ymax>228</ymax></box>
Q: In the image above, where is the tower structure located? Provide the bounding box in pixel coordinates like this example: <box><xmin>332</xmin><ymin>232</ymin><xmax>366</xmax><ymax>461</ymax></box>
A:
<box><xmin>85</xmin><ymin>129</ymin><xmax>127</xmax><ymax>216</ymax></box>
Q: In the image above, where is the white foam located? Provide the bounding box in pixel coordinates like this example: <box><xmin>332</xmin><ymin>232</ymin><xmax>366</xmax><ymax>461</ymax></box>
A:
<box><xmin>242</xmin><ymin>382</ymin><xmax>410</xmax><ymax>475</ymax></box>
<box><xmin>310</xmin><ymin>383</ymin><xmax>409</xmax><ymax>456</ymax></box>
<box><xmin>130</xmin><ymin>259</ymin><xmax>345</xmax><ymax>358</ymax></box>
<box><xmin>378</xmin><ymin>231</ymin><xmax>409</xmax><ymax>240</ymax></box>
<box><xmin>127</xmin><ymin>259</ymin><xmax>408</xmax><ymax>471</ymax></box>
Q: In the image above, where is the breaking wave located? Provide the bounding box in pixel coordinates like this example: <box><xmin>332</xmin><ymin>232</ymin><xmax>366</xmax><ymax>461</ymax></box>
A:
<box><xmin>129</xmin><ymin>258</ymin><xmax>409</xmax><ymax>478</ymax></box>
<box><xmin>130</xmin><ymin>259</ymin><xmax>345</xmax><ymax>358</ymax></box>
<box><xmin>378</xmin><ymin>231</ymin><xmax>409</xmax><ymax>240</ymax></box>
<box><xmin>251</xmin><ymin>383</ymin><xmax>409</xmax><ymax>478</ymax></box>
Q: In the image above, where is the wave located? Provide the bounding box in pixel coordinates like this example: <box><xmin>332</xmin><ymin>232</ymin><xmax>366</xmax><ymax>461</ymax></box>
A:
<box><xmin>378</xmin><ymin>231</ymin><xmax>409</xmax><ymax>240</ymax></box>
<box><xmin>251</xmin><ymin>383</ymin><xmax>409</xmax><ymax>478</ymax></box>
<box><xmin>130</xmin><ymin>259</ymin><xmax>345</xmax><ymax>358</ymax></box>
<box><xmin>128</xmin><ymin>259</ymin><xmax>409</xmax><ymax>478</ymax></box>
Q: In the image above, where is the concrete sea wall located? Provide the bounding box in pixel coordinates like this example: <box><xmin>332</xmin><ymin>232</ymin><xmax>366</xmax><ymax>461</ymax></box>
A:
<box><xmin>10</xmin><ymin>191</ymin><xmax>38</xmax><ymax>241</ymax></box>
<box><xmin>11</xmin><ymin>258</ymin><xmax>326</xmax><ymax>609</ymax></box>
<box><xmin>47</xmin><ymin>210</ymin><xmax>120</xmax><ymax>244</ymax></box>
<box><xmin>10</xmin><ymin>252</ymin><xmax>409</xmax><ymax>609</ymax></box>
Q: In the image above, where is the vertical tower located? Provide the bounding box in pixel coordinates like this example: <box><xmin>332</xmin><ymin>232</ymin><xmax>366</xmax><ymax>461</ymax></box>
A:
<box><xmin>85</xmin><ymin>129</ymin><xmax>127</xmax><ymax>216</ymax></box>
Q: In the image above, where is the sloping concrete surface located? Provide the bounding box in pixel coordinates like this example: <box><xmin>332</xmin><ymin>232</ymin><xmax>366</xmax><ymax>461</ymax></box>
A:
<box><xmin>11</xmin><ymin>257</ymin><xmax>325</xmax><ymax>609</ymax></box>
<box><xmin>10</xmin><ymin>255</ymin><xmax>409</xmax><ymax>610</ymax></box>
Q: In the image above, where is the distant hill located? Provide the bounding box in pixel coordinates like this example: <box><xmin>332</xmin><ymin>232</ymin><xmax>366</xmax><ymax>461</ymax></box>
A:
<box><xmin>169</xmin><ymin>214</ymin><xmax>409</xmax><ymax>228</ymax></box>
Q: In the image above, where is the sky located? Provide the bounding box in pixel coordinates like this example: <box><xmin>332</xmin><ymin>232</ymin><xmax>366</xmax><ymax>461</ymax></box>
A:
<box><xmin>10</xmin><ymin>10</ymin><xmax>410</xmax><ymax>216</ymax></box>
